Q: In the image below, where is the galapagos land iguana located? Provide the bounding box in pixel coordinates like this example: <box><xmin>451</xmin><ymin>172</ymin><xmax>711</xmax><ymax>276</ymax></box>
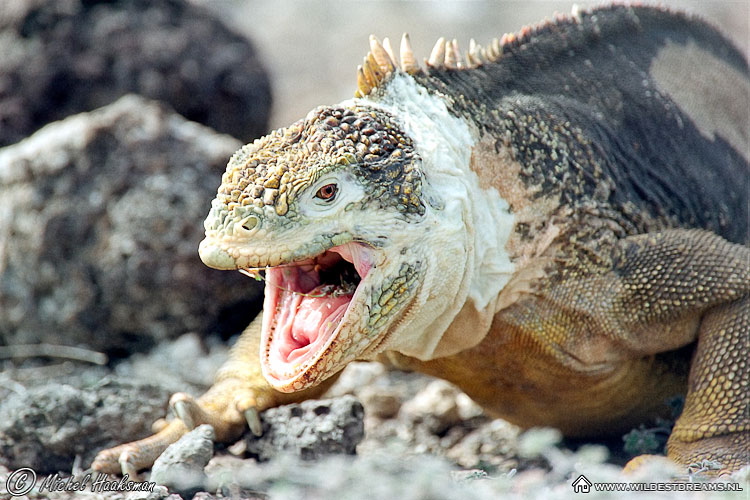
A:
<box><xmin>93</xmin><ymin>4</ymin><xmax>749</xmax><ymax>475</ymax></box>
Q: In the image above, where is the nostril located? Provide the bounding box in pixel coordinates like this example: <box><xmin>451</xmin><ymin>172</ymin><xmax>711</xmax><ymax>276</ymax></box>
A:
<box><xmin>240</xmin><ymin>215</ymin><xmax>259</xmax><ymax>232</ymax></box>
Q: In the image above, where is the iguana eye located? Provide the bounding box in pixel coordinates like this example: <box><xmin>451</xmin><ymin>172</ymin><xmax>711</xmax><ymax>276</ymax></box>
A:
<box><xmin>315</xmin><ymin>183</ymin><xmax>338</xmax><ymax>201</ymax></box>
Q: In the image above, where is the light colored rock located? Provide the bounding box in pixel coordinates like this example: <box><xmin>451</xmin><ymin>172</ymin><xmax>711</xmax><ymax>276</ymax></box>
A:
<box><xmin>151</xmin><ymin>424</ymin><xmax>216</xmax><ymax>497</ymax></box>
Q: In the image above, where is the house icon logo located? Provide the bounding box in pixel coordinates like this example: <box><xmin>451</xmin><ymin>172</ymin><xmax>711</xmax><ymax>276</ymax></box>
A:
<box><xmin>572</xmin><ymin>474</ymin><xmax>592</xmax><ymax>493</ymax></box>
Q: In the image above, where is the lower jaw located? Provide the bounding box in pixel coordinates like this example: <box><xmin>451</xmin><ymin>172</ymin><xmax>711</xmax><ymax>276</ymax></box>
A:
<box><xmin>257</xmin><ymin>242</ymin><xmax>372</xmax><ymax>388</ymax></box>
<box><xmin>261</xmin><ymin>292</ymin><xmax>353</xmax><ymax>389</ymax></box>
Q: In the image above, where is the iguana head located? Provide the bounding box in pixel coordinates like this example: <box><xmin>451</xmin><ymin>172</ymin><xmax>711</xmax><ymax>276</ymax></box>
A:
<box><xmin>199</xmin><ymin>102</ymin><xmax>430</xmax><ymax>392</ymax></box>
<box><xmin>200</xmin><ymin>35</ymin><xmax>515</xmax><ymax>392</ymax></box>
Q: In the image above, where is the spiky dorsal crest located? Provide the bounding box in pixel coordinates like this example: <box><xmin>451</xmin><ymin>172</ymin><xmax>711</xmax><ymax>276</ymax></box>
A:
<box><xmin>355</xmin><ymin>4</ymin><xmax>600</xmax><ymax>98</ymax></box>
<box><xmin>356</xmin><ymin>33</ymin><xmax>487</xmax><ymax>97</ymax></box>
<box><xmin>356</xmin><ymin>30</ymin><xmax>516</xmax><ymax>97</ymax></box>
<box><xmin>357</xmin><ymin>34</ymin><xmax>414</xmax><ymax>97</ymax></box>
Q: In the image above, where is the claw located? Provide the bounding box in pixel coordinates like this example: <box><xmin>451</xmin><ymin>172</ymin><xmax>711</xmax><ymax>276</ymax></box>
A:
<box><xmin>173</xmin><ymin>400</ymin><xmax>195</xmax><ymax>430</ymax></box>
<box><xmin>245</xmin><ymin>407</ymin><xmax>263</xmax><ymax>436</ymax></box>
<box><xmin>119</xmin><ymin>450</ymin><xmax>138</xmax><ymax>479</ymax></box>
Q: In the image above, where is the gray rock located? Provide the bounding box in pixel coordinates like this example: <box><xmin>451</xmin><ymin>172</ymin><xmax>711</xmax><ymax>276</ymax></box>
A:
<box><xmin>451</xmin><ymin>469</ymin><xmax>490</xmax><ymax>482</ymax></box>
<box><xmin>0</xmin><ymin>95</ymin><xmax>263</xmax><ymax>355</ymax></box>
<box><xmin>204</xmin><ymin>452</ymin><xmax>502</xmax><ymax>500</ymax></box>
<box><xmin>114</xmin><ymin>333</ymin><xmax>230</xmax><ymax>396</ymax></box>
<box><xmin>399</xmin><ymin>379</ymin><xmax>465</xmax><ymax>434</ymax></box>
<box><xmin>245</xmin><ymin>396</ymin><xmax>364</xmax><ymax>461</ymax></box>
<box><xmin>358</xmin><ymin>385</ymin><xmax>402</xmax><ymax>419</ymax></box>
<box><xmin>127</xmin><ymin>486</ymin><xmax>176</xmax><ymax>500</ymax></box>
<box><xmin>0</xmin><ymin>377</ymin><xmax>168</xmax><ymax>473</ymax></box>
<box><xmin>203</xmin><ymin>456</ymin><xmax>267</xmax><ymax>500</ymax></box>
<box><xmin>333</xmin><ymin>365</ymin><xmax>527</xmax><ymax>474</ymax></box>
<box><xmin>151</xmin><ymin>424</ymin><xmax>215</xmax><ymax>497</ymax></box>
<box><xmin>446</xmin><ymin>419</ymin><xmax>521</xmax><ymax>471</ymax></box>
<box><xmin>0</xmin><ymin>0</ymin><xmax>271</xmax><ymax>147</ymax></box>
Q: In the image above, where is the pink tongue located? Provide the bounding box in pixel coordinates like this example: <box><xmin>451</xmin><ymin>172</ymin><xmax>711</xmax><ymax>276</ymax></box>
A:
<box><xmin>276</xmin><ymin>287</ymin><xmax>352</xmax><ymax>363</ymax></box>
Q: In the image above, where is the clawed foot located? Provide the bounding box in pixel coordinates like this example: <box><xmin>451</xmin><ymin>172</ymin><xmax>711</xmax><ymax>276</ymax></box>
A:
<box><xmin>624</xmin><ymin>454</ymin><xmax>735</xmax><ymax>478</ymax></box>
<box><xmin>91</xmin><ymin>379</ymin><xmax>270</xmax><ymax>475</ymax></box>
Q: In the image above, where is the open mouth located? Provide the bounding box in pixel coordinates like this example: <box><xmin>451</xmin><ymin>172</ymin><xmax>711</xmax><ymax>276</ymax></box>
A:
<box><xmin>255</xmin><ymin>242</ymin><xmax>373</xmax><ymax>389</ymax></box>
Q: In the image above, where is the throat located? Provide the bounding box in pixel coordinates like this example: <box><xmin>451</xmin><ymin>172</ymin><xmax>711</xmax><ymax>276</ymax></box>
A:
<box><xmin>260</xmin><ymin>244</ymin><xmax>367</xmax><ymax>379</ymax></box>
<box><xmin>273</xmin><ymin>285</ymin><xmax>352</xmax><ymax>363</ymax></box>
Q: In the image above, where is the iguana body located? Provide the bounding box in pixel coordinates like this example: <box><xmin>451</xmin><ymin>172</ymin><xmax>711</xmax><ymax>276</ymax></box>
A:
<box><xmin>93</xmin><ymin>5</ymin><xmax>749</xmax><ymax>475</ymax></box>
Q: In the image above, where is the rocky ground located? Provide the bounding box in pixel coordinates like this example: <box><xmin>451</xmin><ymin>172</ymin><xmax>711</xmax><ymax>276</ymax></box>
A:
<box><xmin>0</xmin><ymin>1</ymin><xmax>748</xmax><ymax>499</ymax></box>
<box><xmin>1</xmin><ymin>333</ymin><xmax>748</xmax><ymax>499</ymax></box>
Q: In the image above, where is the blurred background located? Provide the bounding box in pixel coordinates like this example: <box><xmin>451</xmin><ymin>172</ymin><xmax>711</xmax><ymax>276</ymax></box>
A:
<box><xmin>0</xmin><ymin>0</ymin><xmax>747</xmax><ymax>366</ymax></box>
<box><xmin>194</xmin><ymin>0</ymin><xmax>748</xmax><ymax>129</ymax></box>
<box><xmin>0</xmin><ymin>0</ymin><xmax>746</xmax><ymax>361</ymax></box>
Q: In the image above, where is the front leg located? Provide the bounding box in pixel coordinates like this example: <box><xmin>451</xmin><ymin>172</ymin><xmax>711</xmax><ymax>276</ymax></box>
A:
<box><xmin>610</xmin><ymin>229</ymin><xmax>749</xmax><ymax>473</ymax></box>
<box><xmin>91</xmin><ymin>314</ymin><xmax>340</xmax><ymax>475</ymax></box>
<box><xmin>667</xmin><ymin>294</ymin><xmax>748</xmax><ymax>474</ymax></box>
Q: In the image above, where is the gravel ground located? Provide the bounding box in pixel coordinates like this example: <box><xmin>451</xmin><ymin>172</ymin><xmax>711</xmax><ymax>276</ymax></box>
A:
<box><xmin>1</xmin><ymin>334</ymin><xmax>748</xmax><ymax>499</ymax></box>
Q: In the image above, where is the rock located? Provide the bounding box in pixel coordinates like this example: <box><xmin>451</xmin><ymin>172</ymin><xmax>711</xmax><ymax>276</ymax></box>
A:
<box><xmin>245</xmin><ymin>396</ymin><xmax>364</xmax><ymax>461</ymax></box>
<box><xmin>204</xmin><ymin>452</ymin><xmax>493</xmax><ymax>500</ymax></box>
<box><xmin>151</xmin><ymin>424</ymin><xmax>215</xmax><ymax>498</ymax></box>
<box><xmin>451</xmin><ymin>469</ymin><xmax>490</xmax><ymax>482</ymax></box>
<box><xmin>0</xmin><ymin>95</ymin><xmax>262</xmax><ymax>355</ymax></box>
<box><xmin>326</xmin><ymin>361</ymin><xmax>387</xmax><ymax>396</ymax></box>
<box><xmin>359</xmin><ymin>385</ymin><xmax>402</xmax><ymax>419</ymax></box>
<box><xmin>0</xmin><ymin>377</ymin><xmax>168</xmax><ymax>473</ymax></box>
<box><xmin>204</xmin><ymin>456</ymin><xmax>267</xmax><ymax>500</ymax></box>
<box><xmin>0</xmin><ymin>0</ymin><xmax>271</xmax><ymax>147</ymax></box>
<box><xmin>446</xmin><ymin>419</ymin><xmax>521</xmax><ymax>471</ymax></box>
<box><xmin>399</xmin><ymin>379</ymin><xmax>465</xmax><ymax>434</ymax></box>
<box><xmin>115</xmin><ymin>332</ymin><xmax>231</xmax><ymax>395</ymax></box>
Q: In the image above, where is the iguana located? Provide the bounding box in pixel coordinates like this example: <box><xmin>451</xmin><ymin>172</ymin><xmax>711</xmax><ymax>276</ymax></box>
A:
<box><xmin>93</xmin><ymin>4</ymin><xmax>749</xmax><ymax>476</ymax></box>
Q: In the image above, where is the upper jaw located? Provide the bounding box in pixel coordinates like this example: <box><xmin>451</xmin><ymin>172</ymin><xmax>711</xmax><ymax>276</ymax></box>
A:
<box><xmin>199</xmin><ymin>227</ymin><xmax>390</xmax><ymax>391</ymax></box>
<box><xmin>198</xmin><ymin>229</ymin><xmax>358</xmax><ymax>270</ymax></box>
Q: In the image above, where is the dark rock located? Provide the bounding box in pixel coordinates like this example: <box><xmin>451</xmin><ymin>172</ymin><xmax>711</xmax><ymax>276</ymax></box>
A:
<box><xmin>0</xmin><ymin>0</ymin><xmax>271</xmax><ymax>147</ymax></box>
<box><xmin>245</xmin><ymin>396</ymin><xmax>364</xmax><ymax>461</ymax></box>
<box><xmin>151</xmin><ymin>424</ymin><xmax>215</xmax><ymax>498</ymax></box>
<box><xmin>0</xmin><ymin>377</ymin><xmax>168</xmax><ymax>473</ymax></box>
<box><xmin>0</xmin><ymin>95</ymin><xmax>262</xmax><ymax>355</ymax></box>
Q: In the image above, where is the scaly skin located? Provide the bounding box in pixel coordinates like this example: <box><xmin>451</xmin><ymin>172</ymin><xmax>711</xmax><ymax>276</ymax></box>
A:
<box><xmin>93</xmin><ymin>5</ymin><xmax>749</xmax><ymax>475</ymax></box>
